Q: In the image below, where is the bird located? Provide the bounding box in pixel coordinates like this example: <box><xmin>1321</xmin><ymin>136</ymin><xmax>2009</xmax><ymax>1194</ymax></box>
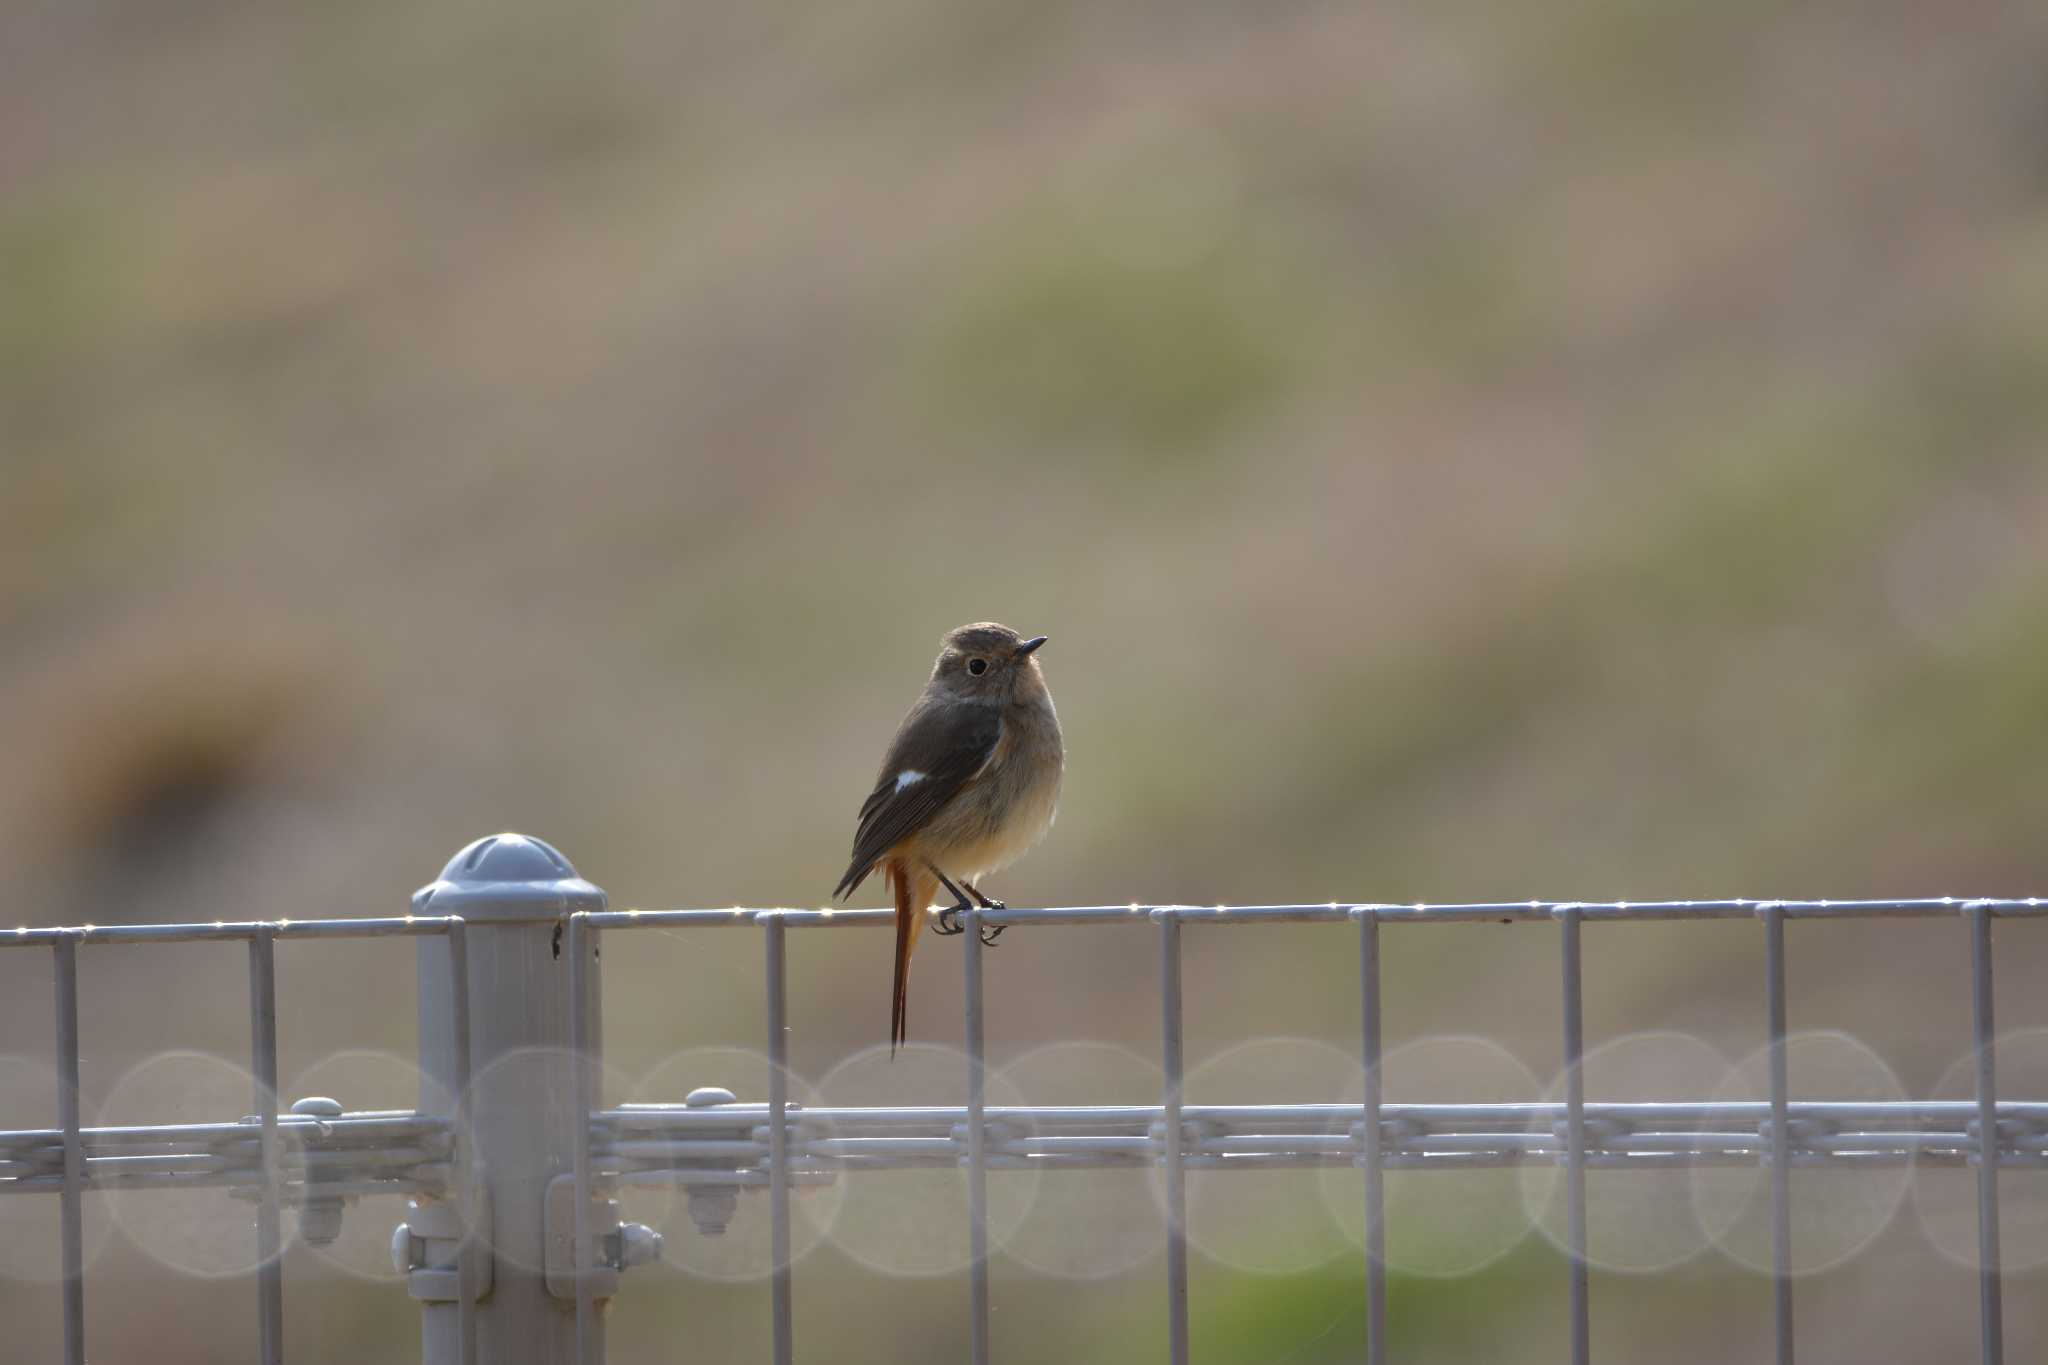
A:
<box><xmin>834</xmin><ymin>622</ymin><xmax>1064</xmax><ymax>1053</ymax></box>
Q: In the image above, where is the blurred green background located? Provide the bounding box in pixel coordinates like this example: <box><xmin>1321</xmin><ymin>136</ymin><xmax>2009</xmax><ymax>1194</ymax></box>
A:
<box><xmin>5</xmin><ymin>0</ymin><xmax>2048</xmax><ymax>1359</ymax></box>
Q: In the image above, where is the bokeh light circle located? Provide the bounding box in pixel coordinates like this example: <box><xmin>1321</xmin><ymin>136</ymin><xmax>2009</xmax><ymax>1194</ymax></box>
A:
<box><xmin>0</xmin><ymin>1054</ymin><xmax>116</xmax><ymax>1282</ymax></box>
<box><xmin>1519</xmin><ymin>1031</ymin><xmax>1734</xmax><ymax>1273</ymax></box>
<box><xmin>628</xmin><ymin>1046</ymin><xmax>840</xmax><ymax>1282</ymax></box>
<box><xmin>817</xmin><ymin>1042</ymin><xmax>1038</xmax><ymax>1277</ymax></box>
<box><xmin>1692</xmin><ymin>1030</ymin><xmax>1910</xmax><ymax>1276</ymax></box>
<box><xmin>101</xmin><ymin>1049</ymin><xmax>285</xmax><ymax>1278</ymax></box>
<box><xmin>1912</xmin><ymin>1027</ymin><xmax>2048</xmax><ymax>1273</ymax></box>
<box><xmin>281</xmin><ymin>1049</ymin><xmax>444</xmax><ymax>1282</ymax></box>
<box><xmin>460</xmin><ymin>1046</ymin><xmax>635</xmax><ymax>1275</ymax></box>
<box><xmin>1319</xmin><ymin>1035</ymin><xmax>1542</xmax><ymax>1277</ymax></box>
<box><xmin>1177</xmin><ymin>1036</ymin><xmax>1354</xmax><ymax>1275</ymax></box>
<box><xmin>995</xmin><ymin>1041</ymin><xmax>1164</xmax><ymax>1279</ymax></box>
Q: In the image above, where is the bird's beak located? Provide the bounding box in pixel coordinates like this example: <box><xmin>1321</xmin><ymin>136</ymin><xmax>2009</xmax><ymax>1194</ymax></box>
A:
<box><xmin>1016</xmin><ymin>635</ymin><xmax>1048</xmax><ymax>657</ymax></box>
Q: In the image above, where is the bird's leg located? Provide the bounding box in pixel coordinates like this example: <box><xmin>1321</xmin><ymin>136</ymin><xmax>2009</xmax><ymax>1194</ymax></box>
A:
<box><xmin>958</xmin><ymin>878</ymin><xmax>1005</xmax><ymax>911</ymax></box>
<box><xmin>959</xmin><ymin>879</ymin><xmax>1006</xmax><ymax>944</ymax></box>
<box><xmin>928</xmin><ymin>866</ymin><xmax>972</xmax><ymax>936</ymax></box>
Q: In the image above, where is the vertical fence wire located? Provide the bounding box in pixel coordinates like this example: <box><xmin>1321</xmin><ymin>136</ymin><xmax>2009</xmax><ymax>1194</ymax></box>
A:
<box><xmin>1968</xmin><ymin>902</ymin><xmax>2003</xmax><ymax>1365</ymax></box>
<box><xmin>964</xmin><ymin>908</ymin><xmax>991</xmax><ymax>1365</ymax></box>
<box><xmin>1355</xmin><ymin>910</ymin><xmax>1386</xmax><ymax>1365</ymax></box>
<box><xmin>1762</xmin><ymin>904</ymin><xmax>1793</xmax><ymax>1365</ymax></box>
<box><xmin>765</xmin><ymin>914</ymin><xmax>794</xmax><ymax>1365</ymax></box>
<box><xmin>1558</xmin><ymin>907</ymin><xmax>1589</xmax><ymax>1365</ymax></box>
<box><xmin>248</xmin><ymin>929</ymin><xmax>283</xmax><ymax>1365</ymax></box>
<box><xmin>567</xmin><ymin>914</ymin><xmax>598</xmax><ymax>1365</ymax></box>
<box><xmin>53</xmin><ymin>936</ymin><xmax>85</xmax><ymax>1365</ymax></box>
<box><xmin>1156</xmin><ymin>910</ymin><xmax>1190</xmax><ymax>1365</ymax></box>
<box><xmin>445</xmin><ymin>918</ymin><xmax>477</xmax><ymax>1365</ymax></box>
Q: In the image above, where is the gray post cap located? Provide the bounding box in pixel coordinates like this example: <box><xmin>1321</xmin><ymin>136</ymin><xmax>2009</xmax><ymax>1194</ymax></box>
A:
<box><xmin>412</xmin><ymin>833</ymin><xmax>607</xmax><ymax>919</ymax></box>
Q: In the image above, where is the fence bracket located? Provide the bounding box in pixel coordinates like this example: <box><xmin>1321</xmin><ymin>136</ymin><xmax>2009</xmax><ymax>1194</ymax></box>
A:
<box><xmin>396</xmin><ymin>1187</ymin><xmax>494</xmax><ymax>1304</ymax></box>
<box><xmin>543</xmin><ymin>1174</ymin><xmax>664</xmax><ymax>1301</ymax></box>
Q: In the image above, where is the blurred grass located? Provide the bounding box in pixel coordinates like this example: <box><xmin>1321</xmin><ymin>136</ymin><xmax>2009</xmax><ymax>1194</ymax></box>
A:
<box><xmin>923</xmin><ymin>217</ymin><xmax>1312</xmax><ymax>452</ymax></box>
<box><xmin>5</xmin><ymin>0</ymin><xmax>2048</xmax><ymax>1359</ymax></box>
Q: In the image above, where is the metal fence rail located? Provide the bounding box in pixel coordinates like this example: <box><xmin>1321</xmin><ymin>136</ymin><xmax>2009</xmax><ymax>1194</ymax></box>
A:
<box><xmin>0</xmin><ymin>1113</ymin><xmax>451</xmax><ymax>1191</ymax></box>
<box><xmin>2</xmin><ymin>833</ymin><xmax>2041</xmax><ymax>1365</ymax></box>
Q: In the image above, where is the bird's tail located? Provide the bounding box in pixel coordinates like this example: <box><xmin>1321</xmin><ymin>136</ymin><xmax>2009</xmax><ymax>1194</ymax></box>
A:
<box><xmin>888</xmin><ymin>858</ymin><xmax>934</xmax><ymax>1057</ymax></box>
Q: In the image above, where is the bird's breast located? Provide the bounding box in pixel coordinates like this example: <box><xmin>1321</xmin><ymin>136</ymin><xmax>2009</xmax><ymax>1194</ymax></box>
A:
<box><xmin>917</xmin><ymin>701</ymin><xmax>1062</xmax><ymax>878</ymax></box>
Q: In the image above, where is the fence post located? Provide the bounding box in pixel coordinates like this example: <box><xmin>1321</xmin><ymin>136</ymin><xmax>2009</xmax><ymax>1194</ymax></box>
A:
<box><xmin>409</xmin><ymin>834</ymin><xmax>607</xmax><ymax>1364</ymax></box>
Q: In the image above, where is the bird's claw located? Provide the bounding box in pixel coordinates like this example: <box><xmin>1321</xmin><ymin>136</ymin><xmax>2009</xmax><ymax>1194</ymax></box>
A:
<box><xmin>973</xmin><ymin>896</ymin><xmax>1006</xmax><ymax>945</ymax></box>
<box><xmin>934</xmin><ymin>903</ymin><xmax>1003</xmax><ymax>945</ymax></box>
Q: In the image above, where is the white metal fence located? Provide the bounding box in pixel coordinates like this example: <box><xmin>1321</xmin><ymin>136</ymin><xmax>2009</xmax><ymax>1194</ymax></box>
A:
<box><xmin>3</xmin><ymin>832</ymin><xmax>2042</xmax><ymax>1364</ymax></box>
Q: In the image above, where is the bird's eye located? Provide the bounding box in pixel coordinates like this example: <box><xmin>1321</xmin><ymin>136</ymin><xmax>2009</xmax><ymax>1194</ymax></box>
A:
<box><xmin>966</xmin><ymin>657</ymin><xmax>988</xmax><ymax>675</ymax></box>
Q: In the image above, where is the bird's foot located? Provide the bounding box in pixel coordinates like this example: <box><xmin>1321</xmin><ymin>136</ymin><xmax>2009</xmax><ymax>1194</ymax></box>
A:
<box><xmin>960</xmin><ymin>886</ymin><xmax>1005</xmax><ymax>944</ymax></box>
<box><xmin>970</xmin><ymin>892</ymin><xmax>1003</xmax><ymax>945</ymax></box>
<box><xmin>932</xmin><ymin>902</ymin><xmax>968</xmax><ymax>936</ymax></box>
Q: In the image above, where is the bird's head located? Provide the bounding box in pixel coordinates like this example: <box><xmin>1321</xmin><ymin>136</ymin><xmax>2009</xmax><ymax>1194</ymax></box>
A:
<box><xmin>928</xmin><ymin>622</ymin><xmax>1049</xmax><ymax>700</ymax></box>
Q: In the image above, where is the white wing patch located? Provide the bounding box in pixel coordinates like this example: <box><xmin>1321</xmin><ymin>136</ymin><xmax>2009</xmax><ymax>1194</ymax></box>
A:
<box><xmin>894</xmin><ymin>770</ymin><xmax>927</xmax><ymax>793</ymax></box>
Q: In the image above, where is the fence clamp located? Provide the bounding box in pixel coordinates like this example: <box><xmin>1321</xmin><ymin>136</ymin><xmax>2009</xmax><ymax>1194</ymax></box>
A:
<box><xmin>392</xmin><ymin>1186</ymin><xmax>493</xmax><ymax>1303</ymax></box>
<box><xmin>544</xmin><ymin>1174</ymin><xmax>665</xmax><ymax>1300</ymax></box>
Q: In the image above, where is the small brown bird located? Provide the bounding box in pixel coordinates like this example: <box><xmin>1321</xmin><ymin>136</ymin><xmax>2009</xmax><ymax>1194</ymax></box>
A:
<box><xmin>835</xmin><ymin>623</ymin><xmax>1064</xmax><ymax>1052</ymax></box>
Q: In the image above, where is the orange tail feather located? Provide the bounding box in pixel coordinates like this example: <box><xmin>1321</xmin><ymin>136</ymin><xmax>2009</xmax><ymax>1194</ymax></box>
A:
<box><xmin>888</xmin><ymin>858</ymin><xmax>935</xmax><ymax>1055</ymax></box>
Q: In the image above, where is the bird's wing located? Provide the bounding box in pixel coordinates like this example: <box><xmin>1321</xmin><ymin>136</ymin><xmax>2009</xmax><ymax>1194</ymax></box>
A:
<box><xmin>834</xmin><ymin>699</ymin><xmax>1002</xmax><ymax>899</ymax></box>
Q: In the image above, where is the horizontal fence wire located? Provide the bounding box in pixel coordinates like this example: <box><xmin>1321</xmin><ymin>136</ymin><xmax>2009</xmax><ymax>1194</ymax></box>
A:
<box><xmin>3</xmin><ymin>897</ymin><xmax>2038</xmax><ymax>1365</ymax></box>
<box><xmin>579</xmin><ymin>898</ymin><xmax>2048</xmax><ymax>930</ymax></box>
<box><xmin>4</xmin><ymin>916</ymin><xmax>467</xmax><ymax>947</ymax></box>
<box><xmin>9</xmin><ymin>900</ymin><xmax>2045</xmax><ymax>955</ymax></box>
<box><xmin>594</xmin><ymin>1099</ymin><xmax>2048</xmax><ymax>1167</ymax></box>
<box><xmin>0</xmin><ymin>1114</ymin><xmax>451</xmax><ymax>1190</ymax></box>
<box><xmin>6</xmin><ymin>1099</ymin><xmax>2046</xmax><ymax>1186</ymax></box>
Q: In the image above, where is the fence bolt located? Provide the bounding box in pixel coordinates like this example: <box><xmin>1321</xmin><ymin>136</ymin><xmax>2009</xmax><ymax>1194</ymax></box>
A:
<box><xmin>686</xmin><ymin>1186</ymin><xmax>738</xmax><ymax>1236</ymax></box>
<box><xmin>683</xmin><ymin>1086</ymin><xmax>743</xmax><ymax>1235</ymax></box>
<box><xmin>291</xmin><ymin>1097</ymin><xmax>348</xmax><ymax>1246</ymax></box>
<box><xmin>615</xmin><ymin>1222</ymin><xmax>665</xmax><ymax>1268</ymax></box>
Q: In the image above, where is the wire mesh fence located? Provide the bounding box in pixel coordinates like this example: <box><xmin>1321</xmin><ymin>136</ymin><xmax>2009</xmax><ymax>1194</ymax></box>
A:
<box><xmin>3</xmin><ymin>832</ymin><xmax>2044</xmax><ymax>1364</ymax></box>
